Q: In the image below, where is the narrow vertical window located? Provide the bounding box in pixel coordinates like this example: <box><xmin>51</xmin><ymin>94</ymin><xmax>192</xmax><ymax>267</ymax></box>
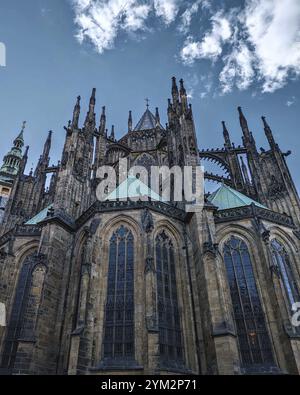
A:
<box><xmin>271</xmin><ymin>239</ymin><xmax>300</xmax><ymax>307</ymax></box>
<box><xmin>223</xmin><ymin>236</ymin><xmax>274</xmax><ymax>367</ymax></box>
<box><xmin>156</xmin><ymin>231</ymin><xmax>184</xmax><ymax>368</ymax></box>
<box><xmin>20</xmin><ymin>264</ymin><xmax>46</xmax><ymax>339</ymax></box>
<box><xmin>103</xmin><ymin>225</ymin><xmax>134</xmax><ymax>360</ymax></box>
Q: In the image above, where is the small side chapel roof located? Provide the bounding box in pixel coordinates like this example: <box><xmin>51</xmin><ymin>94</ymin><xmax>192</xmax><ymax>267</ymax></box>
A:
<box><xmin>25</xmin><ymin>204</ymin><xmax>53</xmax><ymax>225</ymax></box>
<box><xmin>208</xmin><ymin>184</ymin><xmax>267</xmax><ymax>210</ymax></box>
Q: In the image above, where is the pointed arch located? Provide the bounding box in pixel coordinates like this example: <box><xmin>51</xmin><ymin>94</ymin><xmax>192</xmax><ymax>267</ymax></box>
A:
<box><xmin>155</xmin><ymin>229</ymin><xmax>185</xmax><ymax>368</ymax></box>
<box><xmin>223</xmin><ymin>236</ymin><xmax>275</xmax><ymax>367</ymax></box>
<box><xmin>102</xmin><ymin>225</ymin><xmax>135</xmax><ymax>360</ymax></box>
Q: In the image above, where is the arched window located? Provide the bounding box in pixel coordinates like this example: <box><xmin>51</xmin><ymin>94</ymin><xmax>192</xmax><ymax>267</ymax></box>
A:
<box><xmin>156</xmin><ymin>231</ymin><xmax>184</xmax><ymax>368</ymax></box>
<box><xmin>20</xmin><ymin>265</ymin><xmax>46</xmax><ymax>339</ymax></box>
<box><xmin>102</xmin><ymin>225</ymin><xmax>135</xmax><ymax>360</ymax></box>
<box><xmin>1</xmin><ymin>253</ymin><xmax>46</xmax><ymax>370</ymax></box>
<box><xmin>271</xmin><ymin>239</ymin><xmax>300</xmax><ymax>307</ymax></box>
<box><xmin>223</xmin><ymin>236</ymin><xmax>274</xmax><ymax>367</ymax></box>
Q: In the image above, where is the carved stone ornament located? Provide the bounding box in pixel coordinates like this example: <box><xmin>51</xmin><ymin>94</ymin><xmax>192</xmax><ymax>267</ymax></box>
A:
<box><xmin>141</xmin><ymin>208</ymin><xmax>154</xmax><ymax>233</ymax></box>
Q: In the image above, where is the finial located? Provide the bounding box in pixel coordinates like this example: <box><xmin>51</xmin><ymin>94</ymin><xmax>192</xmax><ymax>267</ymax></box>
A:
<box><xmin>21</xmin><ymin>121</ymin><xmax>26</xmax><ymax>131</ymax></box>
<box><xmin>145</xmin><ymin>98</ymin><xmax>150</xmax><ymax>109</ymax></box>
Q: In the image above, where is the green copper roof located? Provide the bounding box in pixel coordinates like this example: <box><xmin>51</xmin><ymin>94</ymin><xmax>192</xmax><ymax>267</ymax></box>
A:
<box><xmin>106</xmin><ymin>175</ymin><xmax>165</xmax><ymax>202</ymax></box>
<box><xmin>208</xmin><ymin>184</ymin><xmax>267</xmax><ymax>210</ymax></box>
<box><xmin>25</xmin><ymin>204</ymin><xmax>53</xmax><ymax>225</ymax></box>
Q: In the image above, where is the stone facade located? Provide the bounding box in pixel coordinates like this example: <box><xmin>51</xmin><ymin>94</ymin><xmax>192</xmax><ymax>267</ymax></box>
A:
<box><xmin>0</xmin><ymin>77</ymin><xmax>300</xmax><ymax>375</ymax></box>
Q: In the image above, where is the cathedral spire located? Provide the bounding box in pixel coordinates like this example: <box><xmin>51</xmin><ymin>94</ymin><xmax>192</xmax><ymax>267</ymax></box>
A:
<box><xmin>72</xmin><ymin>96</ymin><xmax>81</xmax><ymax>129</ymax></box>
<box><xmin>222</xmin><ymin>121</ymin><xmax>231</xmax><ymax>149</ymax></box>
<box><xmin>84</xmin><ymin>88</ymin><xmax>96</xmax><ymax>128</ymax></box>
<box><xmin>179</xmin><ymin>78</ymin><xmax>188</xmax><ymax>111</ymax></box>
<box><xmin>262</xmin><ymin>116</ymin><xmax>277</xmax><ymax>150</ymax></box>
<box><xmin>128</xmin><ymin>110</ymin><xmax>133</xmax><ymax>132</ymax></box>
<box><xmin>238</xmin><ymin>107</ymin><xmax>257</xmax><ymax>150</ymax></box>
<box><xmin>171</xmin><ymin>76</ymin><xmax>179</xmax><ymax>105</ymax></box>
<box><xmin>0</xmin><ymin>121</ymin><xmax>25</xmax><ymax>178</ymax></box>
<box><xmin>110</xmin><ymin>125</ymin><xmax>115</xmax><ymax>140</ymax></box>
<box><xmin>19</xmin><ymin>145</ymin><xmax>29</xmax><ymax>175</ymax></box>
<box><xmin>99</xmin><ymin>106</ymin><xmax>106</xmax><ymax>134</ymax></box>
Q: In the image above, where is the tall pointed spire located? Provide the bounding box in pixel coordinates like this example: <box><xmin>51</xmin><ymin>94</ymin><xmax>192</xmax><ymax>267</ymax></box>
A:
<box><xmin>19</xmin><ymin>145</ymin><xmax>29</xmax><ymax>175</ymax></box>
<box><xmin>43</xmin><ymin>130</ymin><xmax>52</xmax><ymax>158</ymax></box>
<box><xmin>179</xmin><ymin>78</ymin><xmax>188</xmax><ymax>111</ymax></box>
<box><xmin>171</xmin><ymin>76</ymin><xmax>179</xmax><ymax>105</ymax></box>
<box><xmin>35</xmin><ymin>131</ymin><xmax>52</xmax><ymax>177</ymax></box>
<box><xmin>238</xmin><ymin>106</ymin><xmax>256</xmax><ymax>149</ymax></box>
<box><xmin>0</xmin><ymin>122</ymin><xmax>25</xmax><ymax>178</ymax></box>
<box><xmin>72</xmin><ymin>96</ymin><xmax>81</xmax><ymax>129</ymax></box>
<box><xmin>110</xmin><ymin>125</ymin><xmax>115</xmax><ymax>140</ymax></box>
<box><xmin>128</xmin><ymin>110</ymin><xmax>133</xmax><ymax>132</ymax></box>
<box><xmin>99</xmin><ymin>106</ymin><xmax>106</xmax><ymax>134</ymax></box>
<box><xmin>222</xmin><ymin>121</ymin><xmax>231</xmax><ymax>149</ymax></box>
<box><xmin>262</xmin><ymin>116</ymin><xmax>277</xmax><ymax>150</ymax></box>
<box><xmin>85</xmin><ymin>88</ymin><xmax>96</xmax><ymax>127</ymax></box>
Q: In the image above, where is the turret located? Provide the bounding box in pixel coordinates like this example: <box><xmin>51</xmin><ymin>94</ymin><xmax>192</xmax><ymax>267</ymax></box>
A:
<box><xmin>222</xmin><ymin>121</ymin><xmax>231</xmax><ymax>149</ymax></box>
<box><xmin>128</xmin><ymin>111</ymin><xmax>133</xmax><ymax>132</ymax></box>
<box><xmin>72</xmin><ymin>96</ymin><xmax>81</xmax><ymax>129</ymax></box>
<box><xmin>0</xmin><ymin>121</ymin><xmax>25</xmax><ymax>179</ymax></box>
<box><xmin>262</xmin><ymin>116</ymin><xmax>277</xmax><ymax>150</ymax></box>
<box><xmin>99</xmin><ymin>106</ymin><xmax>106</xmax><ymax>135</ymax></box>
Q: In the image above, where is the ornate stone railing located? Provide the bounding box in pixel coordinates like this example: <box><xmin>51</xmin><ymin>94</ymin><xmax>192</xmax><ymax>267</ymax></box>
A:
<box><xmin>215</xmin><ymin>204</ymin><xmax>295</xmax><ymax>228</ymax></box>
<box><xmin>76</xmin><ymin>200</ymin><xmax>186</xmax><ymax>229</ymax></box>
<box><xmin>0</xmin><ymin>225</ymin><xmax>42</xmax><ymax>247</ymax></box>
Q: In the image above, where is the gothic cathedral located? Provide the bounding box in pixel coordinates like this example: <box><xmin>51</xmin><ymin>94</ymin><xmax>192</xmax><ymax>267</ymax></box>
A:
<box><xmin>0</xmin><ymin>77</ymin><xmax>300</xmax><ymax>375</ymax></box>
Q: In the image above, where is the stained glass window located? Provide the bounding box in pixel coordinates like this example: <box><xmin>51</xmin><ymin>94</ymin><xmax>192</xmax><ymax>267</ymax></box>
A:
<box><xmin>223</xmin><ymin>236</ymin><xmax>274</xmax><ymax>366</ymax></box>
<box><xmin>103</xmin><ymin>225</ymin><xmax>135</xmax><ymax>359</ymax></box>
<box><xmin>271</xmin><ymin>239</ymin><xmax>300</xmax><ymax>307</ymax></box>
<box><xmin>156</xmin><ymin>231</ymin><xmax>184</xmax><ymax>367</ymax></box>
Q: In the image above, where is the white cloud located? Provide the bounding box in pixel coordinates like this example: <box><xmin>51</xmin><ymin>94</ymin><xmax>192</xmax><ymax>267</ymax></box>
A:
<box><xmin>71</xmin><ymin>0</ymin><xmax>300</xmax><ymax>94</ymax></box>
<box><xmin>179</xmin><ymin>0</ymin><xmax>300</xmax><ymax>93</ymax></box>
<box><xmin>244</xmin><ymin>0</ymin><xmax>300</xmax><ymax>92</ymax></box>
<box><xmin>179</xmin><ymin>0</ymin><xmax>201</xmax><ymax>33</ymax></box>
<box><xmin>286</xmin><ymin>96</ymin><xmax>296</xmax><ymax>107</ymax></box>
<box><xmin>180</xmin><ymin>12</ymin><xmax>232</xmax><ymax>64</ymax></box>
<box><xmin>154</xmin><ymin>0</ymin><xmax>179</xmax><ymax>25</ymax></box>
<box><xmin>219</xmin><ymin>43</ymin><xmax>255</xmax><ymax>94</ymax></box>
<box><xmin>71</xmin><ymin>0</ymin><xmax>180</xmax><ymax>54</ymax></box>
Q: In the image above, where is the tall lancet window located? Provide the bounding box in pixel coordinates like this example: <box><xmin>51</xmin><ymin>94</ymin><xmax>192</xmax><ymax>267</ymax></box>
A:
<box><xmin>156</xmin><ymin>231</ymin><xmax>184</xmax><ymax>367</ymax></box>
<box><xmin>20</xmin><ymin>264</ymin><xmax>46</xmax><ymax>339</ymax></box>
<box><xmin>223</xmin><ymin>236</ymin><xmax>274</xmax><ymax>367</ymax></box>
<box><xmin>271</xmin><ymin>239</ymin><xmax>300</xmax><ymax>307</ymax></box>
<box><xmin>103</xmin><ymin>225</ymin><xmax>135</xmax><ymax>359</ymax></box>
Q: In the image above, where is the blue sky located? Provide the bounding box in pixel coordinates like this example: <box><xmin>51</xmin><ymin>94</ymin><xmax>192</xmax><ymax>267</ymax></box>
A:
<box><xmin>0</xmin><ymin>0</ymin><xmax>299</xmax><ymax>191</ymax></box>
